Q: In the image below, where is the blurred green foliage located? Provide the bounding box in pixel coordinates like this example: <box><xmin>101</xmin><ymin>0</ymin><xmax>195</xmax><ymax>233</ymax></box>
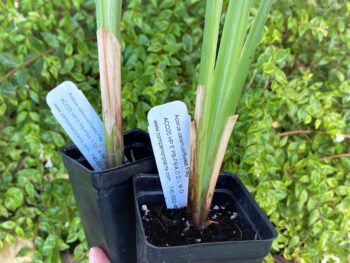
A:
<box><xmin>0</xmin><ymin>0</ymin><xmax>349</xmax><ymax>262</ymax></box>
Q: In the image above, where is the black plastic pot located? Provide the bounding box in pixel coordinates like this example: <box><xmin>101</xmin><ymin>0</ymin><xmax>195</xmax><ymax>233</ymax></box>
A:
<box><xmin>134</xmin><ymin>173</ymin><xmax>277</xmax><ymax>263</ymax></box>
<box><xmin>59</xmin><ymin>129</ymin><xmax>156</xmax><ymax>263</ymax></box>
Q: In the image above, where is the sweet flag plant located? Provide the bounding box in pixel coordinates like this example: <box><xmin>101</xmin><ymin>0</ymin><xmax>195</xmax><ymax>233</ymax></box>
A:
<box><xmin>96</xmin><ymin>0</ymin><xmax>124</xmax><ymax>168</ymax></box>
<box><xmin>188</xmin><ymin>0</ymin><xmax>273</xmax><ymax>228</ymax></box>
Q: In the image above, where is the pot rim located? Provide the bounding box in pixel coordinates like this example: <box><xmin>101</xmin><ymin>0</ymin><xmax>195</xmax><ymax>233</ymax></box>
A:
<box><xmin>59</xmin><ymin>129</ymin><xmax>154</xmax><ymax>175</ymax></box>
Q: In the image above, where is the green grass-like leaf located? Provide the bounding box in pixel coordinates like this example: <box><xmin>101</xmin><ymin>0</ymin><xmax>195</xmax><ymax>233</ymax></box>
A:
<box><xmin>198</xmin><ymin>0</ymin><xmax>253</xmax><ymax>204</ymax></box>
<box><xmin>192</xmin><ymin>0</ymin><xmax>273</xmax><ymax>226</ymax></box>
<box><xmin>198</xmin><ymin>0</ymin><xmax>222</xmax><ymax>89</ymax></box>
<box><xmin>96</xmin><ymin>0</ymin><xmax>122</xmax><ymax>40</ymax></box>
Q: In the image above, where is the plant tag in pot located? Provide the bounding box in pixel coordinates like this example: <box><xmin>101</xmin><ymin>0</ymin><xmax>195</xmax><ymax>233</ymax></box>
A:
<box><xmin>148</xmin><ymin>101</ymin><xmax>191</xmax><ymax>209</ymax></box>
<box><xmin>46</xmin><ymin>81</ymin><xmax>107</xmax><ymax>171</ymax></box>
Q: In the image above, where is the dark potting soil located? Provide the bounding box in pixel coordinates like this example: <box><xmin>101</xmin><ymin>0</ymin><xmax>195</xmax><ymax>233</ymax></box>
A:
<box><xmin>140</xmin><ymin>194</ymin><xmax>258</xmax><ymax>246</ymax></box>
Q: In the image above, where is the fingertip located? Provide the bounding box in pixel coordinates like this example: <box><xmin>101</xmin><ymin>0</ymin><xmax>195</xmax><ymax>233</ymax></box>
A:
<box><xmin>89</xmin><ymin>247</ymin><xmax>111</xmax><ymax>263</ymax></box>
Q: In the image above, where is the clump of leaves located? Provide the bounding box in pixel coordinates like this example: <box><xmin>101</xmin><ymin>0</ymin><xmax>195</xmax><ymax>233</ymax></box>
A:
<box><xmin>188</xmin><ymin>0</ymin><xmax>272</xmax><ymax>228</ymax></box>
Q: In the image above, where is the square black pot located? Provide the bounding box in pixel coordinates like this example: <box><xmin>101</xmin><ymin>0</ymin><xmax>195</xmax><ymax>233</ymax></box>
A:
<box><xmin>134</xmin><ymin>173</ymin><xmax>277</xmax><ymax>263</ymax></box>
<box><xmin>59</xmin><ymin>129</ymin><xmax>156</xmax><ymax>263</ymax></box>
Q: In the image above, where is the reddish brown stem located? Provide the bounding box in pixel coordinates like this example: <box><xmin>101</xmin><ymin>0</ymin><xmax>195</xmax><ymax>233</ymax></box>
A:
<box><xmin>320</xmin><ymin>153</ymin><xmax>350</xmax><ymax>161</ymax></box>
<box><xmin>0</xmin><ymin>36</ymin><xmax>96</xmax><ymax>83</ymax></box>
<box><xmin>0</xmin><ymin>48</ymin><xmax>55</xmax><ymax>82</ymax></box>
<box><xmin>280</xmin><ymin>130</ymin><xmax>350</xmax><ymax>139</ymax></box>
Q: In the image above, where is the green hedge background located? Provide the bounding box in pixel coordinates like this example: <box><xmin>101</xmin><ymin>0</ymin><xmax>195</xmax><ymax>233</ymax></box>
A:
<box><xmin>0</xmin><ymin>0</ymin><xmax>349</xmax><ymax>262</ymax></box>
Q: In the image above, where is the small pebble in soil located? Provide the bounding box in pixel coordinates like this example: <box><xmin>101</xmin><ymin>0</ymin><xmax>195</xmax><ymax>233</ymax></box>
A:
<box><xmin>183</xmin><ymin>220</ymin><xmax>191</xmax><ymax>232</ymax></box>
<box><xmin>212</xmin><ymin>205</ymin><xmax>219</xmax><ymax>210</ymax></box>
<box><xmin>230</xmin><ymin>212</ymin><xmax>238</xmax><ymax>220</ymax></box>
<box><xmin>141</xmin><ymin>204</ymin><xmax>150</xmax><ymax>215</ymax></box>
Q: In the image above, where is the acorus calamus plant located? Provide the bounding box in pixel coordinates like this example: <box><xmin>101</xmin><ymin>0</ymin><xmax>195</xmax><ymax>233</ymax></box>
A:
<box><xmin>96</xmin><ymin>0</ymin><xmax>124</xmax><ymax>168</ymax></box>
<box><xmin>188</xmin><ymin>0</ymin><xmax>273</xmax><ymax>228</ymax></box>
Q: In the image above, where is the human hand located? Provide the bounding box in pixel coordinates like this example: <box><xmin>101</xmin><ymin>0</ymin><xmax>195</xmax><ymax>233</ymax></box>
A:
<box><xmin>89</xmin><ymin>247</ymin><xmax>111</xmax><ymax>263</ymax></box>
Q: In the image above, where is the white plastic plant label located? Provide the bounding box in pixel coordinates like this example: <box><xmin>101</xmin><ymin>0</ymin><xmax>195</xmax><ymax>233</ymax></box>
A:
<box><xmin>148</xmin><ymin>101</ymin><xmax>191</xmax><ymax>209</ymax></box>
<box><xmin>46</xmin><ymin>81</ymin><xmax>107</xmax><ymax>171</ymax></box>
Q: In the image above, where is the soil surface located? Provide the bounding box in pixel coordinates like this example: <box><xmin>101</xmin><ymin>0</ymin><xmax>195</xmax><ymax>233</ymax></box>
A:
<box><xmin>140</xmin><ymin>194</ymin><xmax>257</xmax><ymax>246</ymax></box>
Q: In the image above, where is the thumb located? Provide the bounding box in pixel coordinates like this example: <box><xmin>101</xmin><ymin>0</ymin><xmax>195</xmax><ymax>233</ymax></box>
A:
<box><xmin>89</xmin><ymin>247</ymin><xmax>111</xmax><ymax>263</ymax></box>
